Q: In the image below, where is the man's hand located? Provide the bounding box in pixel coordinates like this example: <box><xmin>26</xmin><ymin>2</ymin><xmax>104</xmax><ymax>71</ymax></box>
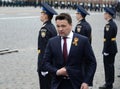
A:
<box><xmin>80</xmin><ymin>83</ymin><xmax>89</xmax><ymax>89</ymax></box>
<box><xmin>56</xmin><ymin>67</ymin><xmax>68</xmax><ymax>76</ymax></box>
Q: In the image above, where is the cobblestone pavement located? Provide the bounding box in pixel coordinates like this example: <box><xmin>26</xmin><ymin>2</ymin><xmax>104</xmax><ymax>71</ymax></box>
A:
<box><xmin>0</xmin><ymin>7</ymin><xmax>120</xmax><ymax>89</ymax></box>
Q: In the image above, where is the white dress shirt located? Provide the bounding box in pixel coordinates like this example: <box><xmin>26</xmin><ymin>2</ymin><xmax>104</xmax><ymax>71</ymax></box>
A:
<box><xmin>61</xmin><ymin>31</ymin><xmax>73</xmax><ymax>55</ymax></box>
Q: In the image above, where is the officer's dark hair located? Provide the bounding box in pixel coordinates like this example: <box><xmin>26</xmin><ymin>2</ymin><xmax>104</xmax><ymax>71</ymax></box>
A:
<box><xmin>42</xmin><ymin>11</ymin><xmax>53</xmax><ymax>20</ymax></box>
<box><xmin>48</xmin><ymin>15</ymin><xmax>53</xmax><ymax>20</ymax></box>
<box><xmin>55</xmin><ymin>13</ymin><xmax>72</xmax><ymax>24</ymax></box>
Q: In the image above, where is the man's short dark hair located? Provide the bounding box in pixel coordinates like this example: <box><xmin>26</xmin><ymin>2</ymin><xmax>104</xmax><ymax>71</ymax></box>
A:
<box><xmin>55</xmin><ymin>13</ymin><xmax>72</xmax><ymax>24</ymax></box>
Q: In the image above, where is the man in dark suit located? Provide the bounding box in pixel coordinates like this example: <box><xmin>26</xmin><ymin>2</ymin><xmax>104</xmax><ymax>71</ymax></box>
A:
<box><xmin>37</xmin><ymin>3</ymin><xmax>57</xmax><ymax>89</ymax></box>
<box><xmin>43</xmin><ymin>13</ymin><xmax>97</xmax><ymax>89</ymax></box>
<box><xmin>99</xmin><ymin>7</ymin><xmax>118</xmax><ymax>89</ymax></box>
<box><xmin>75</xmin><ymin>5</ymin><xmax>92</xmax><ymax>44</ymax></box>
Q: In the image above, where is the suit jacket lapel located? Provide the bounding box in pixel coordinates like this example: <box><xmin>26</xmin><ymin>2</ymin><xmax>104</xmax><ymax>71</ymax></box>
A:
<box><xmin>66</xmin><ymin>34</ymin><xmax>75</xmax><ymax>62</ymax></box>
<box><xmin>56</xmin><ymin>36</ymin><xmax>65</xmax><ymax>63</ymax></box>
<box><xmin>57</xmin><ymin>36</ymin><xmax>62</xmax><ymax>55</ymax></box>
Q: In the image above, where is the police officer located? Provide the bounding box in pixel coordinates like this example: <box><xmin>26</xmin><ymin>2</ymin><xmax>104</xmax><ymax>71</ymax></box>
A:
<box><xmin>75</xmin><ymin>5</ymin><xmax>92</xmax><ymax>44</ymax></box>
<box><xmin>37</xmin><ymin>3</ymin><xmax>58</xmax><ymax>89</ymax></box>
<box><xmin>74</xmin><ymin>5</ymin><xmax>94</xmax><ymax>88</ymax></box>
<box><xmin>99</xmin><ymin>7</ymin><xmax>118</xmax><ymax>89</ymax></box>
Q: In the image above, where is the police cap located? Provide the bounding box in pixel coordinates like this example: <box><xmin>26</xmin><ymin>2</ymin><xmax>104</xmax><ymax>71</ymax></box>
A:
<box><xmin>104</xmin><ymin>7</ymin><xmax>115</xmax><ymax>16</ymax></box>
<box><xmin>41</xmin><ymin>3</ymin><xmax>58</xmax><ymax>16</ymax></box>
<box><xmin>76</xmin><ymin>5</ymin><xmax>89</xmax><ymax>17</ymax></box>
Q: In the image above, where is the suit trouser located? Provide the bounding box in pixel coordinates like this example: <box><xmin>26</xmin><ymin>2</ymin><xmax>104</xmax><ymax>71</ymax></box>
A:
<box><xmin>103</xmin><ymin>54</ymin><xmax>116</xmax><ymax>87</ymax></box>
<box><xmin>38</xmin><ymin>72</ymin><xmax>51</xmax><ymax>89</ymax></box>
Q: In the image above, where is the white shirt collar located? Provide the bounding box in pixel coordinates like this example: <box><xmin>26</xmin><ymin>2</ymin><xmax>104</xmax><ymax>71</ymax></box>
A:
<box><xmin>61</xmin><ymin>31</ymin><xmax>73</xmax><ymax>39</ymax></box>
<box><xmin>67</xmin><ymin>31</ymin><xmax>73</xmax><ymax>39</ymax></box>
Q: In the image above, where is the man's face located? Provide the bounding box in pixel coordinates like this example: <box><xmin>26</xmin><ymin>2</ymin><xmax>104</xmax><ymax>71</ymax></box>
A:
<box><xmin>40</xmin><ymin>12</ymin><xmax>48</xmax><ymax>22</ymax></box>
<box><xmin>76</xmin><ymin>13</ymin><xmax>82</xmax><ymax>21</ymax></box>
<box><xmin>56</xmin><ymin>20</ymin><xmax>72</xmax><ymax>37</ymax></box>
<box><xmin>104</xmin><ymin>12</ymin><xmax>111</xmax><ymax>20</ymax></box>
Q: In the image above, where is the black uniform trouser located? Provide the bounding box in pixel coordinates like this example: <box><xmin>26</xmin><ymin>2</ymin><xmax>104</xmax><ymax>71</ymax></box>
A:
<box><xmin>103</xmin><ymin>54</ymin><xmax>116</xmax><ymax>87</ymax></box>
<box><xmin>38</xmin><ymin>72</ymin><xmax>51</xmax><ymax>89</ymax></box>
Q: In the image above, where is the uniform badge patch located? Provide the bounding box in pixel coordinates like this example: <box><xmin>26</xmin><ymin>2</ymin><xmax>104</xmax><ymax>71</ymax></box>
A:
<box><xmin>41</xmin><ymin>31</ymin><xmax>46</xmax><ymax>38</ymax></box>
<box><xmin>77</xmin><ymin>26</ymin><xmax>82</xmax><ymax>33</ymax></box>
<box><xmin>40</xmin><ymin>28</ymin><xmax>47</xmax><ymax>38</ymax></box>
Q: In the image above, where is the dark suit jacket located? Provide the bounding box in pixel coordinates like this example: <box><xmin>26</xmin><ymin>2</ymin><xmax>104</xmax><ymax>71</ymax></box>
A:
<box><xmin>43</xmin><ymin>33</ymin><xmax>97</xmax><ymax>89</ymax></box>
<box><xmin>103</xmin><ymin>19</ymin><xmax>118</xmax><ymax>54</ymax></box>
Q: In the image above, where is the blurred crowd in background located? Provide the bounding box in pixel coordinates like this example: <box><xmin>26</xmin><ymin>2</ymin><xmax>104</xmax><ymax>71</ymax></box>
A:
<box><xmin>0</xmin><ymin>0</ymin><xmax>120</xmax><ymax>16</ymax></box>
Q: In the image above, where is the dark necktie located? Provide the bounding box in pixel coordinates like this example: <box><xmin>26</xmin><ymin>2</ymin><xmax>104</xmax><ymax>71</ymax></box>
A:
<box><xmin>63</xmin><ymin>37</ymin><xmax>68</xmax><ymax>61</ymax></box>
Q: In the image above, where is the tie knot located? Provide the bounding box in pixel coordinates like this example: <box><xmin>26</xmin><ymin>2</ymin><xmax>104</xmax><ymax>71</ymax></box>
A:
<box><xmin>63</xmin><ymin>37</ymin><xmax>67</xmax><ymax>40</ymax></box>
